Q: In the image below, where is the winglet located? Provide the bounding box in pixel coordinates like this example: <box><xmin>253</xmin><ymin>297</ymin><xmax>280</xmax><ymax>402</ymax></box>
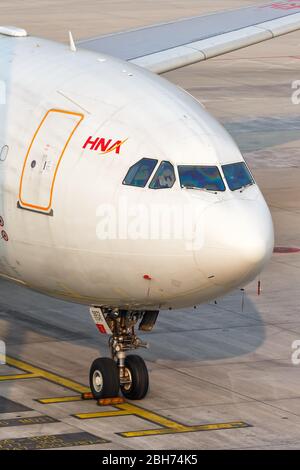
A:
<box><xmin>69</xmin><ymin>31</ymin><xmax>77</xmax><ymax>52</ymax></box>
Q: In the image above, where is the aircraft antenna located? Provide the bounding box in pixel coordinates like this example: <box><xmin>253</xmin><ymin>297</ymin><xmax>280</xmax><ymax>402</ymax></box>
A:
<box><xmin>69</xmin><ymin>31</ymin><xmax>77</xmax><ymax>52</ymax></box>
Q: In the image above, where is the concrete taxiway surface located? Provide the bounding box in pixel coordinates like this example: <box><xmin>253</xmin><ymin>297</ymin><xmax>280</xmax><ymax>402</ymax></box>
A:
<box><xmin>1</xmin><ymin>0</ymin><xmax>300</xmax><ymax>450</ymax></box>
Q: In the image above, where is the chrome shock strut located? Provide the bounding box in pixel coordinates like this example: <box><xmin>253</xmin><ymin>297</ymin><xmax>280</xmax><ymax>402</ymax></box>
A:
<box><xmin>106</xmin><ymin>310</ymin><xmax>148</xmax><ymax>385</ymax></box>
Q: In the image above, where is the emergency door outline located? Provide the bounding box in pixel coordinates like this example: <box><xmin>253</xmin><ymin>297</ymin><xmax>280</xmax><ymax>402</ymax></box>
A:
<box><xmin>18</xmin><ymin>109</ymin><xmax>84</xmax><ymax>214</ymax></box>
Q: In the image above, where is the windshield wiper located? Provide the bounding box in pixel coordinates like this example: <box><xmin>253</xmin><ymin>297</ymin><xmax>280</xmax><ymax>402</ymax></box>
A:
<box><xmin>181</xmin><ymin>185</ymin><xmax>218</xmax><ymax>194</ymax></box>
<box><xmin>237</xmin><ymin>183</ymin><xmax>253</xmax><ymax>193</ymax></box>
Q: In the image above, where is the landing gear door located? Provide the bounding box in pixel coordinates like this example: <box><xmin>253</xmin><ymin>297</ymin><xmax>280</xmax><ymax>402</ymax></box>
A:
<box><xmin>18</xmin><ymin>109</ymin><xmax>84</xmax><ymax>215</ymax></box>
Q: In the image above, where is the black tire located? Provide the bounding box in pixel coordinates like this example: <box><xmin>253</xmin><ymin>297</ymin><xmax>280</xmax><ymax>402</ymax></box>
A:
<box><xmin>89</xmin><ymin>357</ymin><xmax>120</xmax><ymax>399</ymax></box>
<box><xmin>121</xmin><ymin>355</ymin><xmax>149</xmax><ymax>400</ymax></box>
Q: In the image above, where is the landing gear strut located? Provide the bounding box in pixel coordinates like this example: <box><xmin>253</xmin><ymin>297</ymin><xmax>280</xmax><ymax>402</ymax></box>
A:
<box><xmin>89</xmin><ymin>308</ymin><xmax>159</xmax><ymax>400</ymax></box>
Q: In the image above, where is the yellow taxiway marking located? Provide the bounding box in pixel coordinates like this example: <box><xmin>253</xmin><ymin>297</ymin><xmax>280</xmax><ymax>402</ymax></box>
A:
<box><xmin>76</xmin><ymin>409</ymin><xmax>132</xmax><ymax>419</ymax></box>
<box><xmin>38</xmin><ymin>396</ymin><xmax>83</xmax><ymax>404</ymax></box>
<box><xmin>1</xmin><ymin>356</ymin><xmax>89</xmax><ymax>394</ymax></box>
<box><xmin>74</xmin><ymin>402</ymin><xmax>250</xmax><ymax>438</ymax></box>
<box><xmin>38</xmin><ymin>395</ymin><xmax>124</xmax><ymax>405</ymax></box>
<box><xmin>121</xmin><ymin>422</ymin><xmax>249</xmax><ymax>438</ymax></box>
<box><xmin>0</xmin><ymin>373</ymin><xmax>38</xmax><ymax>381</ymax></box>
<box><xmin>0</xmin><ymin>356</ymin><xmax>250</xmax><ymax>438</ymax></box>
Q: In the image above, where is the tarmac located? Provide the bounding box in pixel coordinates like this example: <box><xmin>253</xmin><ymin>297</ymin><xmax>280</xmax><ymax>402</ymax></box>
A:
<box><xmin>1</xmin><ymin>0</ymin><xmax>300</xmax><ymax>450</ymax></box>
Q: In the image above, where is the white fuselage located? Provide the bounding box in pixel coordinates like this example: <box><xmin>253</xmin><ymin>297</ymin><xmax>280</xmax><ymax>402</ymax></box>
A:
<box><xmin>0</xmin><ymin>34</ymin><xmax>274</xmax><ymax>310</ymax></box>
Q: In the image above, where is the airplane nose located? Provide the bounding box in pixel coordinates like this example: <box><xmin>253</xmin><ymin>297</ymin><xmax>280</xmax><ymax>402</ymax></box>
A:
<box><xmin>194</xmin><ymin>198</ymin><xmax>274</xmax><ymax>288</ymax></box>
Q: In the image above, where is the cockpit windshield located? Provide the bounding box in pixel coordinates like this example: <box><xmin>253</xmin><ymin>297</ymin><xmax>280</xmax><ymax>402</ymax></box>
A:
<box><xmin>123</xmin><ymin>158</ymin><xmax>158</xmax><ymax>188</ymax></box>
<box><xmin>178</xmin><ymin>166</ymin><xmax>226</xmax><ymax>192</ymax></box>
<box><xmin>149</xmin><ymin>161</ymin><xmax>176</xmax><ymax>189</ymax></box>
<box><xmin>222</xmin><ymin>162</ymin><xmax>254</xmax><ymax>191</ymax></box>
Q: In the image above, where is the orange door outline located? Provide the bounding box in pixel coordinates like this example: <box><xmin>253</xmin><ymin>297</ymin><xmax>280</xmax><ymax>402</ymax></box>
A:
<box><xmin>19</xmin><ymin>109</ymin><xmax>84</xmax><ymax>213</ymax></box>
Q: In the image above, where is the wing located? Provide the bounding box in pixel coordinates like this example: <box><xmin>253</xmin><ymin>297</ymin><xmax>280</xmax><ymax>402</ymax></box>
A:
<box><xmin>79</xmin><ymin>1</ymin><xmax>300</xmax><ymax>74</ymax></box>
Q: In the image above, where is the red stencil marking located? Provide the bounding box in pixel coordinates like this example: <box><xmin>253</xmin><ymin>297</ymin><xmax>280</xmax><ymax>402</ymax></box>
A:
<box><xmin>1</xmin><ymin>230</ymin><xmax>8</xmax><ymax>242</ymax></box>
<box><xmin>96</xmin><ymin>324</ymin><xmax>107</xmax><ymax>334</ymax></box>
<box><xmin>273</xmin><ymin>246</ymin><xmax>300</xmax><ymax>254</ymax></box>
<box><xmin>263</xmin><ymin>2</ymin><xmax>300</xmax><ymax>10</ymax></box>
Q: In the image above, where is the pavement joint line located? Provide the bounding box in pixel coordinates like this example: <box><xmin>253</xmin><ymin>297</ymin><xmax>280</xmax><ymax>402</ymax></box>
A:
<box><xmin>255</xmin><ymin>400</ymin><xmax>300</xmax><ymax>420</ymax></box>
<box><xmin>167</xmin><ymin>366</ymin><xmax>269</xmax><ymax>404</ymax></box>
<box><xmin>146</xmin><ymin>322</ymin><xmax>263</xmax><ymax>334</ymax></box>
<box><xmin>172</xmin><ymin>367</ymin><xmax>300</xmax><ymax>420</ymax></box>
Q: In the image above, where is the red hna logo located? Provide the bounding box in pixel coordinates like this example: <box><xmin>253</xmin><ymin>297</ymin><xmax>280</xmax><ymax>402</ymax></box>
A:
<box><xmin>83</xmin><ymin>136</ymin><xmax>128</xmax><ymax>155</ymax></box>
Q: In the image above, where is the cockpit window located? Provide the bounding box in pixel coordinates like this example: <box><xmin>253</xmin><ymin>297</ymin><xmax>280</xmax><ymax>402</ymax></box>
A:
<box><xmin>222</xmin><ymin>162</ymin><xmax>254</xmax><ymax>191</ymax></box>
<box><xmin>123</xmin><ymin>158</ymin><xmax>158</xmax><ymax>188</ymax></box>
<box><xmin>149</xmin><ymin>161</ymin><xmax>176</xmax><ymax>189</ymax></box>
<box><xmin>178</xmin><ymin>166</ymin><xmax>226</xmax><ymax>192</ymax></box>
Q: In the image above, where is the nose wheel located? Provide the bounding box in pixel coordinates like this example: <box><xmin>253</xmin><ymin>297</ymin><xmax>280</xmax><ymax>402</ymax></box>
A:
<box><xmin>120</xmin><ymin>355</ymin><xmax>149</xmax><ymax>400</ymax></box>
<box><xmin>89</xmin><ymin>357</ymin><xmax>120</xmax><ymax>400</ymax></box>
<box><xmin>89</xmin><ymin>354</ymin><xmax>149</xmax><ymax>400</ymax></box>
<box><xmin>89</xmin><ymin>308</ymin><xmax>158</xmax><ymax>400</ymax></box>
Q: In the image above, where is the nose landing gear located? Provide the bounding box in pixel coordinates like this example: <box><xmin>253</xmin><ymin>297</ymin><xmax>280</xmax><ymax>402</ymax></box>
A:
<box><xmin>89</xmin><ymin>308</ymin><xmax>158</xmax><ymax>400</ymax></box>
